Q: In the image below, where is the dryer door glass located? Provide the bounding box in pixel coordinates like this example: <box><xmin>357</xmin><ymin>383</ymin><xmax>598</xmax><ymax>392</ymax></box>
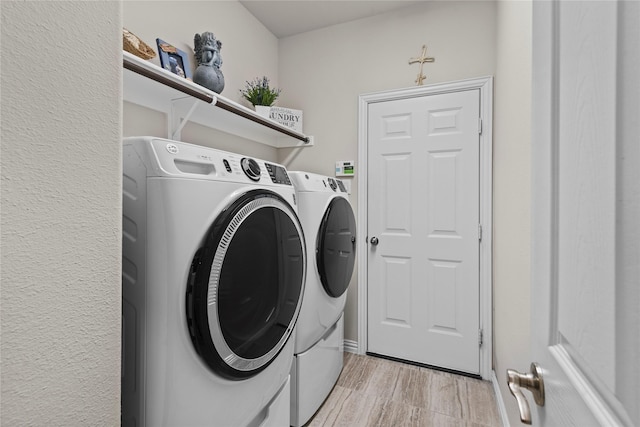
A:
<box><xmin>316</xmin><ymin>197</ymin><xmax>357</xmax><ymax>298</ymax></box>
<box><xmin>186</xmin><ymin>190</ymin><xmax>305</xmax><ymax>380</ymax></box>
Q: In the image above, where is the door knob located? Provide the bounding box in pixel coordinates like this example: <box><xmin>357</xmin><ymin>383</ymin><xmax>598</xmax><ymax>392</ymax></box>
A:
<box><xmin>370</xmin><ymin>237</ymin><xmax>379</xmax><ymax>245</ymax></box>
<box><xmin>506</xmin><ymin>363</ymin><xmax>545</xmax><ymax>425</ymax></box>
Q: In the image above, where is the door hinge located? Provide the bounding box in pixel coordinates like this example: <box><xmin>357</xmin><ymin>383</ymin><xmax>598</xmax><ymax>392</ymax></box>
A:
<box><xmin>478</xmin><ymin>117</ymin><xmax>483</xmax><ymax>135</ymax></box>
<box><xmin>478</xmin><ymin>224</ymin><xmax>483</xmax><ymax>241</ymax></box>
<box><xmin>479</xmin><ymin>329</ymin><xmax>484</xmax><ymax>347</ymax></box>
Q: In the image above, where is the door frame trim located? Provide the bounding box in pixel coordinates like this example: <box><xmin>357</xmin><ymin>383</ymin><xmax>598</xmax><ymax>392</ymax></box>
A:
<box><xmin>357</xmin><ymin>76</ymin><xmax>493</xmax><ymax>379</ymax></box>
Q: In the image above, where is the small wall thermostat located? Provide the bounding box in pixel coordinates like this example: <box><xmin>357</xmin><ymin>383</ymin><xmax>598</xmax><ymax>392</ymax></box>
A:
<box><xmin>335</xmin><ymin>160</ymin><xmax>355</xmax><ymax>177</ymax></box>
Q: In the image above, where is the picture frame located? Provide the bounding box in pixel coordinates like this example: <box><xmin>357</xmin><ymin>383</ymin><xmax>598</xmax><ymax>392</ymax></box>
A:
<box><xmin>156</xmin><ymin>38</ymin><xmax>192</xmax><ymax>80</ymax></box>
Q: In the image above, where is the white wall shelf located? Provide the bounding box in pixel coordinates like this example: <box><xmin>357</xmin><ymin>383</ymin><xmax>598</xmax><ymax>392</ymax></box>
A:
<box><xmin>122</xmin><ymin>51</ymin><xmax>313</xmax><ymax>148</ymax></box>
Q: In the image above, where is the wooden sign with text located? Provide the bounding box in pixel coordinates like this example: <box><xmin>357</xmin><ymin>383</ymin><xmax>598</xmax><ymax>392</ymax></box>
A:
<box><xmin>269</xmin><ymin>107</ymin><xmax>303</xmax><ymax>132</ymax></box>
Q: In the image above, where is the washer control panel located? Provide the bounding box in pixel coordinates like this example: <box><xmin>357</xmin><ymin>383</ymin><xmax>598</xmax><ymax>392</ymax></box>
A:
<box><xmin>265</xmin><ymin>163</ymin><xmax>292</xmax><ymax>185</ymax></box>
<box><xmin>141</xmin><ymin>137</ymin><xmax>294</xmax><ymax>187</ymax></box>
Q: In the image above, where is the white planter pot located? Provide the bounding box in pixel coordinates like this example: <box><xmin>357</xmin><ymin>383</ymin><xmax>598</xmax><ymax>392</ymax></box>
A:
<box><xmin>254</xmin><ymin>105</ymin><xmax>271</xmax><ymax>119</ymax></box>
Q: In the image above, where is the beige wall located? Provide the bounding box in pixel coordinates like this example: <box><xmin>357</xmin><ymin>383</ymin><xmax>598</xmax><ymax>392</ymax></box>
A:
<box><xmin>493</xmin><ymin>1</ymin><xmax>532</xmax><ymax>425</ymax></box>
<box><xmin>123</xmin><ymin>0</ymin><xmax>281</xmax><ymax>160</ymax></box>
<box><xmin>277</xmin><ymin>1</ymin><xmax>498</xmax><ymax>343</ymax></box>
<box><xmin>1</xmin><ymin>1</ymin><xmax>122</xmax><ymax>424</ymax></box>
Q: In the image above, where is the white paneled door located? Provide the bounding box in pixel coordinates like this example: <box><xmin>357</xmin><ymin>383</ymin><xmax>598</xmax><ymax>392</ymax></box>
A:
<box><xmin>366</xmin><ymin>89</ymin><xmax>481</xmax><ymax>375</ymax></box>
<box><xmin>517</xmin><ymin>1</ymin><xmax>639</xmax><ymax>425</ymax></box>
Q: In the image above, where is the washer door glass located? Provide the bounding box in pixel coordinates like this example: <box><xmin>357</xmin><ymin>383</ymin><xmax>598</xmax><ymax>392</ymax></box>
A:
<box><xmin>316</xmin><ymin>197</ymin><xmax>357</xmax><ymax>298</ymax></box>
<box><xmin>186</xmin><ymin>190</ymin><xmax>305</xmax><ymax>380</ymax></box>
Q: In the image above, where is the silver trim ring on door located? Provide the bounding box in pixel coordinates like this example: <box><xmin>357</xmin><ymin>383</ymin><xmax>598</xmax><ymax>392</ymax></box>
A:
<box><xmin>206</xmin><ymin>196</ymin><xmax>306</xmax><ymax>372</ymax></box>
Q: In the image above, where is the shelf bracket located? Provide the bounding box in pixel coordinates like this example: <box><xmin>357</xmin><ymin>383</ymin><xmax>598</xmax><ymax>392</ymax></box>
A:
<box><xmin>170</xmin><ymin>96</ymin><xmax>217</xmax><ymax>141</ymax></box>
<box><xmin>276</xmin><ymin>134</ymin><xmax>314</xmax><ymax>149</ymax></box>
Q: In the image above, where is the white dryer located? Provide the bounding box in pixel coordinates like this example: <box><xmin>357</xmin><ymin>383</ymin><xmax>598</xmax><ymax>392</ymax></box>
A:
<box><xmin>288</xmin><ymin>172</ymin><xmax>356</xmax><ymax>426</ymax></box>
<box><xmin>121</xmin><ymin>137</ymin><xmax>306</xmax><ymax>427</ymax></box>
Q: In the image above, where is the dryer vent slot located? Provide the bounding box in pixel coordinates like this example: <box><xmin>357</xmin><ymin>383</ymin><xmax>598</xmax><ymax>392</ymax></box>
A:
<box><xmin>174</xmin><ymin>159</ymin><xmax>216</xmax><ymax>175</ymax></box>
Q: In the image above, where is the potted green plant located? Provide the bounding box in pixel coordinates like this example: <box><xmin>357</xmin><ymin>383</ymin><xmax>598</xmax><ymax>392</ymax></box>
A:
<box><xmin>239</xmin><ymin>76</ymin><xmax>281</xmax><ymax>118</ymax></box>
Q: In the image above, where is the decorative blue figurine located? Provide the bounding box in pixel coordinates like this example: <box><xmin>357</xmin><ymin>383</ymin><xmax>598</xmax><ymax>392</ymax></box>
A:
<box><xmin>193</xmin><ymin>32</ymin><xmax>225</xmax><ymax>94</ymax></box>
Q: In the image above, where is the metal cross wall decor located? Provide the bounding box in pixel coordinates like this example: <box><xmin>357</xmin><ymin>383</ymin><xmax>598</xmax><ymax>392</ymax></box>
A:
<box><xmin>409</xmin><ymin>45</ymin><xmax>435</xmax><ymax>86</ymax></box>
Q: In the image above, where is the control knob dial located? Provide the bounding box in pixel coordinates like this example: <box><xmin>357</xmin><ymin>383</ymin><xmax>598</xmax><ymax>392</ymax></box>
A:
<box><xmin>241</xmin><ymin>158</ymin><xmax>261</xmax><ymax>181</ymax></box>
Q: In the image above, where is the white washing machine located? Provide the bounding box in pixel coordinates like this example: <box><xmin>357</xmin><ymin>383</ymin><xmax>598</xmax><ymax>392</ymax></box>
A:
<box><xmin>288</xmin><ymin>172</ymin><xmax>356</xmax><ymax>426</ymax></box>
<box><xmin>121</xmin><ymin>137</ymin><xmax>306</xmax><ymax>427</ymax></box>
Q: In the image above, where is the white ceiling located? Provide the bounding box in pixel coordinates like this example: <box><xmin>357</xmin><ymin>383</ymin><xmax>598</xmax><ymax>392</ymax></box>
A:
<box><xmin>239</xmin><ymin>1</ymin><xmax>421</xmax><ymax>38</ymax></box>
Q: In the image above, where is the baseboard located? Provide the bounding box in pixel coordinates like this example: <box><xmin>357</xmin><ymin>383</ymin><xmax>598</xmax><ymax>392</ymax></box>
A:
<box><xmin>343</xmin><ymin>339</ymin><xmax>358</xmax><ymax>354</ymax></box>
<box><xmin>492</xmin><ymin>370</ymin><xmax>511</xmax><ymax>427</ymax></box>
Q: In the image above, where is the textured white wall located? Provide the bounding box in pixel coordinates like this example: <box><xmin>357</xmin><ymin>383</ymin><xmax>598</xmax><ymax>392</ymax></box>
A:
<box><xmin>277</xmin><ymin>1</ymin><xmax>498</xmax><ymax>342</ymax></box>
<box><xmin>1</xmin><ymin>1</ymin><xmax>122</xmax><ymax>425</ymax></box>
<box><xmin>493</xmin><ymin>1</ymin><xmax>532</xmax><ymax>425</ymax></box>
<box><xmin>123</xmin><ymin>0</ymin><xmax>281</xmax><ymax>160</ymax></box>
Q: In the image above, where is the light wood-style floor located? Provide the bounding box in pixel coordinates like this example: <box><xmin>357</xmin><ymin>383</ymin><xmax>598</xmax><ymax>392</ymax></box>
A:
<box><xmin>307</xmin><ymin>352</ymin><xmax>501</xmax><ymax>427</ymax></box>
